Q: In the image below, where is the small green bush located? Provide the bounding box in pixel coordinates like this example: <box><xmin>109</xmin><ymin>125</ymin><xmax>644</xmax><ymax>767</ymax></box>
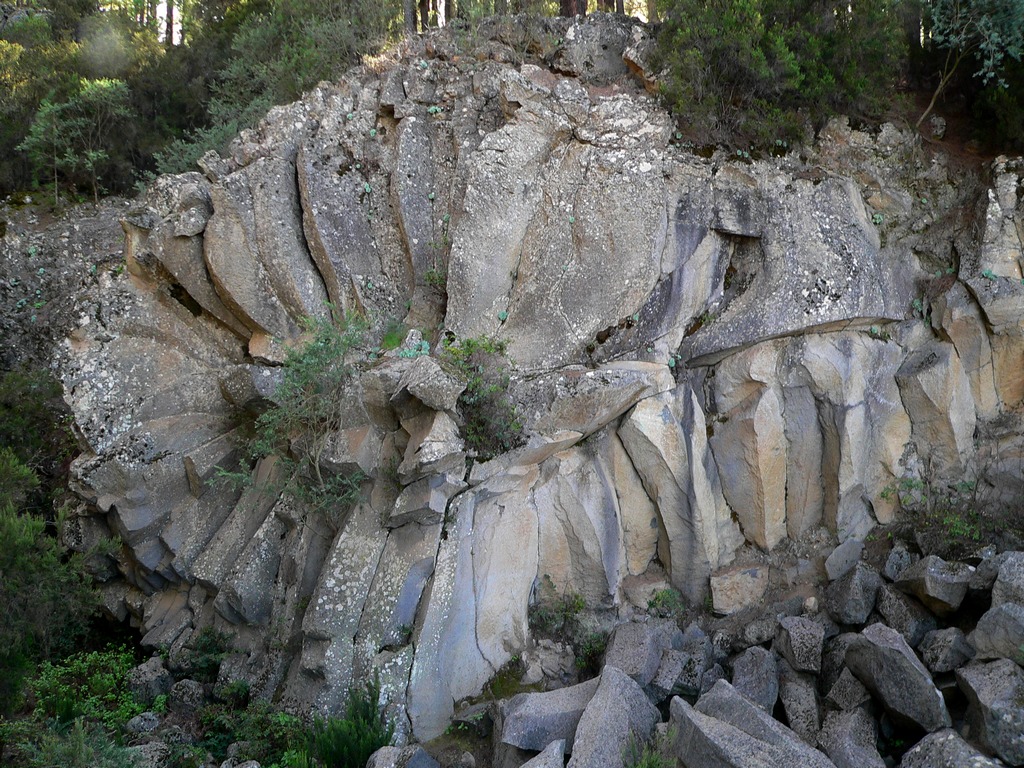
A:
<box><xmin>300</xmin><ymin>677</ymin><xmax>394</xmax><ymax>768</ymax></box>
<box><xmin>30</xmin><ymin>647</ymin><xmax>142</xmax><ymax>730</ymax></box>
<box><xmin>440</xmin><ymin>335</ymin><xmax>523</xmax><ymax>460</ymax></box>
<box><xmin>186</xmin><ymin>627</ymin><xmax>231</xmax><ymax>684</ymax></box>
<box><xmin>647</xmin><ymin>588</ymin><xmax>687</xmax><ymax>620</ymax></box>
<box><xmin>198</xmin><ymin>700</ymin><xmax>304</xmax><ymax>764</ymax></box>
<box><xmin>24</xmin><ymin>718</ymin><xmax>138</xmax><ymax>768</ymax></box>
<box><xmin>222</xmin><ymin>312</ymin><xmax>369</xmax><ymax>527</ymax></box>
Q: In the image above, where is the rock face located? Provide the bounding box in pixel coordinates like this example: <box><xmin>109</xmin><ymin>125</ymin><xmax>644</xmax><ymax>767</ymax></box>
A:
<box><xmin>40</xmin><ymin>12</ymin><xmax>1024</xmax><ymax>744</ymax></box>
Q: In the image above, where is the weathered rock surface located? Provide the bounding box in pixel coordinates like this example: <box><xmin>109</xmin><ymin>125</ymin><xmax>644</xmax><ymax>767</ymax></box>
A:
<box><xmin>969</xmin><ymin>602</ymin><xmax>1024</xmax><ymax>661</ymax></box>
<box><xmin>498</xmin><ymin>678</ymin><xmax>600</xmax><ymax>753</ymax></box>
<box><xmin>30</xmin><ymin>11</ymin><xmax>1024</xmax><ymax>748</ymax></box>
<box><xmin>957</xmin><ymin>659</ymin><xmax>1024</xmax><ymax>765</ymax></box>
<box><xmin>818</xmin><ymin>708</ymin><xmax>885</xmax><ymax>768</ymax></box>
<box><xmin>673</xmin><ymin>680</ymin><xmax>837</xmax><ymax>767</ymax></box>
<box><xmin>826</xmin><ymin>563</ymin><xmax>883</xmax><ymax>625</ymax></box>
<box><xmin>567</xmin><ymin>666</ymin><xmax>659</xmax><ymax>768</ymax></box>
<box><xmin>894</xmin><ymin>555</ymin><xmax>973</xmax><ymax>616</ymax></box>
<box><xmin>845</xmin><ymin>623</ymin><xmax>951</xmax><ymax>732</ymax></box>
<box><xmin>899</xmin><ymin>729</ymin><xmax>1005</xmax><ymax>768</ymax></box>
<box><xmin>730</xmin><ymin>646</ymin><xmax>779</xmax><ymax>713</ymax></box>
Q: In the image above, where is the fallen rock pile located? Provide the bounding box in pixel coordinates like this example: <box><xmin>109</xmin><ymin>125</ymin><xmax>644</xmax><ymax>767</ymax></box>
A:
<box><xmin>373</xmin><ymin>546</ymin><xmax>1024</xmax><ymax>768</ymax></box>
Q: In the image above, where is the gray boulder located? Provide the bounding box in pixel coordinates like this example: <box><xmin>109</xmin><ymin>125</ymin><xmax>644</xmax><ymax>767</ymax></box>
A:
<box><xmin>820</xmin><ymin>633</ymin><xmax>862</xmax><ymax>693</ymax></box>
<box><xmin>826</xmin><ymin>563</ymin><xmax>883</xmax><ymax>625</ymax></box>
<box><xmin>125</xmin><ymin>711</ymin><xmax>161</xmax><ymax>734</ymax></box>
<box><xmin>168</xmin><ymin>678</ymin><xmax>205</xmax><ymax>716</ymax></box>
<box><xmin>894</xmin><ymin>555</ymin><xmax>973</xmax><ymax>616</ymax></box>
<box><xmin>775</xmin><ymin>615</ymin><xmax>825</xmax><ymax>674</ymax></box>
<box><xmin>971</xmin><ymin>551</ymin><xmax>1013</xmax><ymax>592</ymax></box>
<box><xmin>825</xmin><ymin>539</ymin><xmax>864</xmax><ymax>581</ymax></box>
<box><xmin>969</xmin><ymin>602</ymin><xmax>1024</xmax><ymax>661</ymax></box>
<box><xmin>883</xmin><ymin>544</ymin><xmax>917</xmax><ymax>583</ymax></box>
<box><xmin>845</xmin><ymin>623</ymin><xmax>951</xmax><ymax>732</ymax></box>
<box><xmin>125</xmin><ymin>742</ymin><xmax>170</xmax><ymax>768</ymax></box>
<box><xmin>366</xmin><ymin>746</ymin><xmax>440</xmax><ymax>768</ymax></box>
<box><xmin>127</xmin><ymin>656</ymin><xmax>174</xmax><ymax>707</ymax></box>
<box><xmin>818</xmin><ymin>708</ymin><xmax>885</xmax><ymax>768</ymax></box>
<box><xmin>648</xmin><ymin>622</ymin><xmax>714</xmax><ymax>701</ymax></box>
<box><xmin>875</xmin><ymin>584</ymin><xmax>937</xmax><ymax>648</ymax></box>
<box><xmin>957</xmin><ymin>659</ymin><xmax>1024</xmax><ymax>766</ymax></box>
<box><xmin>899</xmin><ymin>729</ymin><xmax>1005</xmax><ymax>767</ymax></box>
<box><xmin>992</xmin><ymin>552</ymin><xmax>1024</xmax><ymax>608</ymax></box>
<box><xmin>681</xmin><ymin>680</ymin><xmax>837</xmax><ymax>767</ymax></box>
<box><xmin>567</xmin><ymin>666</ymin><xmax>659</xmax><ymax>768</ymax></box>
<box><xmin>824</xmin><ymin>668</ymin><xmax>871</xmax><ymax>711</ymax></box>
<box><xmin>778</xmin><ymin>659</ymin><xmax>821</xmax><ymax>745</ymax></box>
<box><xmin>521</xmin><ymin>740</ymin><xmax>567</xmax><ymax>768</ymax></box>
<box><xmin>671</xmin><ymin>698</ymin><xmax>782</xmax><ymax>768</ymax></box>
<box><xmin>603</xmin><ymin>620</ymin><xmax>677</xmax><ymax>687</ymax></box>
<box><xmin>731</xmin><ymin>646</ymin><xmax>779</xmax><ymax>712</ymax></box>
<box><xmin>498</xmin><ymin>677</ymin><xmax>600</xmax><ymax>753</ymax></box>
<box><xmin>918</xmin><ymin>628</ymin><xmax>975</xmax><ymax>673</ymax></box>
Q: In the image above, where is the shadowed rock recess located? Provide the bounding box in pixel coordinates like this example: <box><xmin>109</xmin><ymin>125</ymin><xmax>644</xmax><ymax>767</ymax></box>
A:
<box><xmin>55</xmin><ymin>13</ymin><xmax>1024</xmax><ymax>747</ymax></box>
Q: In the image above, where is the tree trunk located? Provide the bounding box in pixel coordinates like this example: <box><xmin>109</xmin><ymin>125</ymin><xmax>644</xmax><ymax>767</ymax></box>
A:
<box><xmin>597</xmin><ymin>0</ymin><xmax>613</xmax><ymax>11</ymax></box>
<box><xmin>615</xmin><ymin>0</ymin><xmax>624</xmax><ymax>13</ymax></box>
<box><xmin>645</xmin><ymin>0</ymin><xmax>657</xmax><ymax>22</ymax></box>
<box><xmin>418</xmin><ymin>0</ymin><xmax>429</xmax><ymax>29</ymax></box>
<box><xmin>404</xmin><ymin>0</ymin><xmax>416</xmax><ymax>34</ymax></box>
<box><xmin>560</xmin><ymin>0</ymin><xmax>585</xmax><ymax>16</ymax></box>
<box><xmin>165</xmin><ymin>0</ymin><xmax>174</xmax><ymax>46</ymax></box>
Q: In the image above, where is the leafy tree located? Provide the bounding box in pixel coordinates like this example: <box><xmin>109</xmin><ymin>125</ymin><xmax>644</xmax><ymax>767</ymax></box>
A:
<box><xmin>655</xmin><ymin>0</ymin><xmax>903</xmax><ymax>146</ymax></box>
<box><xmin>918</xmin><ymin>0</ymin><xmax>1024</xmax><ymax>127</ymax></box>
<box><xmin>18</xmin><ymin>77</ymin><xmax>133</xmax><ymax>204</ymax></box>
<box><xmin>0</xmin><ymin>471</ymin><xmax>98</xmax><ymax>716</ymax></box>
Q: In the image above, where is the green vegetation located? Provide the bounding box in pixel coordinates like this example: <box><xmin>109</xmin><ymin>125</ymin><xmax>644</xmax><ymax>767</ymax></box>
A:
<box><xmin>0</xmin><ymin>370</ymin><xmax>94</xmax><ymax>719</ymax></box>
<box><xmin>654</xmin><ymin>0</ymin><xmax>902</xmax><ymax>146</ymax></box>
<box><xmin>624</xmin><ymin>728</ymin><xmax>677</xmax><ymax>768</ymax></box>
<box><xmin>298</xmin><ymin>677</ymin><xmax>394</xmax><ymax>768</ymax></box>
<box><xmin>918</xmin><ymin>0</ymin><xmax>1024</xmax><ymax>127</ymax></box>
<box><xmin>440</xmin><ymin>335</ymin><xmax>523</xmax><ymax>461</ymax></box>
<box><xmin>528</xmin><ymin>575</ymin><xmax>609</xmax><ymax>676</ymax></box>
<box><xmin>184</xmin><ymin>626</ymin><xmax>232</xmax><ymax>684</ymax></box>
<box><xmin>224</xmin><ymin>313</ymin><xmax>370</xmax><ymax>528</ymax></box>
<box><xmin>30</xmin><ymin>647</ymin><xmax>142</xmax><ymax>730</ymax></box>
<box><xmin>647</xmin><ymin>587</ymin><xmax>687</xmax><ymax>620</ymax></box>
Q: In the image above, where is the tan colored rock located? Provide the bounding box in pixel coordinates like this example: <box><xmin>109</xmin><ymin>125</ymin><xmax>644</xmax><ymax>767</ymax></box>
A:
<box><xmin>524</xmin><ymin>362</ymin><xmax>676</xmax><ymax>438</ymax></box>
<box><xmin>990</xmin><ymin>333</ymin><xmax>1024</xmax><ymax>412</ymax></box>
<box><xmin>933</xmin><ymin>282</ymin><xmax>999</xmax><ymax>420</ymax></box>
<box><xmin>534</xmin><ymin>435</ymin><xmax>627</xmax><ymax>605</ymax></box>
<box><xmin>299</xmin><ymin>504</ymin><xmax>388</xmax><ymax>713</ymax></box>
<box><xmin>407</xmin><ymin>467</ymin><xmax>539</xmax><ymax>739</ymax></box>
<box><xmin>204</xmin><ymin>158</ymin><xmax>329</xmax><ymax>340</ymax></box>
<box><xmin>710</xmin><ymin>563</ymin><xmax>769</xmax><ymax>615</ymax></box>
<box><xmin>609</xmin><ymin>431</ymin><xmax>659</xmax><ymax>576</ymax></box>
<box><xmin>896</xmin><ymin>341</ymin><xmax>975</xmax><ymax>476</ymax></box>
<box><xmin>711</xmin><ymin>385</ymin><xmax>787</xmax><ymax>551</ymax></box>
<box><xmin>618</xmin><ymin>385</ymin><xmax>742</xmax><ymax>602</ymax></box>
<box><xmin>398</xmin><ymin>411</ymin><xmax>465</xmax><ymax>482</ymax></box>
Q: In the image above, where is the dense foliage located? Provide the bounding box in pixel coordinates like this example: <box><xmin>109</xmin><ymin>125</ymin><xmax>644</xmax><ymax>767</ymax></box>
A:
<box><xmin>655</xmin><ymin>0</ymin><xmax>903</xmax><ymax>145</ymax></box>
<box><xmin>0</xmin><ymin>371</ymin><xmax>94</xmax><ymax>718</ymax></box>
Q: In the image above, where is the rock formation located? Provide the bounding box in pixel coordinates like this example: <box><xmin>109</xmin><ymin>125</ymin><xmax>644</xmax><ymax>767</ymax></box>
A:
<box><xmin>44</xmin><ymin>12</ymin><xmax>1024</xmax><ymax>744</ymax></box>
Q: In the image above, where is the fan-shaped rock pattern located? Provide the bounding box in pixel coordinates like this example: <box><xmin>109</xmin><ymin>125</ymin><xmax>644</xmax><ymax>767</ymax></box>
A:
<box><xmin>52</xmin><ymin>14</ymin><xmax>1024</xmax><ymax>742</ymax></box>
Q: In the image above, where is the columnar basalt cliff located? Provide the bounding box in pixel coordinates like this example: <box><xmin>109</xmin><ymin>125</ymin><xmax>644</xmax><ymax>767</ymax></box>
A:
<box><xmin>50</xmin><ymin>13</ymin><xmax>1024</xmax><ymax>743</ymax></box>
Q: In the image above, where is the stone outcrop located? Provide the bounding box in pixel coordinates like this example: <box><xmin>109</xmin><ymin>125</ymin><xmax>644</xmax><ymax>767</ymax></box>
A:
<box><xmin>35</xmin><ymin>11</ymin><xmax>1024</xmax><ymax>747</ymax></box>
